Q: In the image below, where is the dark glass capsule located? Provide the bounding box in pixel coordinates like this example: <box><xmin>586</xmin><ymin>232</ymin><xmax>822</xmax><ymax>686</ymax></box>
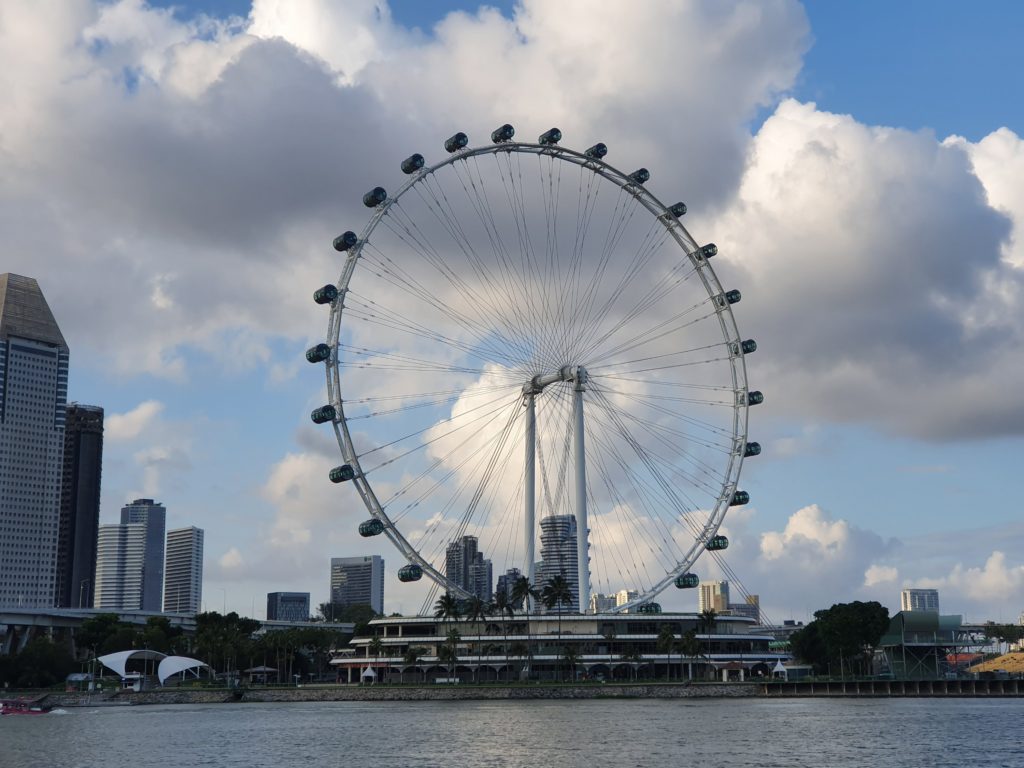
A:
<box><xmin>740</xmin><ymin>339</ymin><xmax>757</xmax><ymax>354</ymax></box>
<box><xmin>748</xmin><ymin>390</ymin><xmax>764</xmax><ymax>406</ymax></box>
<box><xmin>669</xmin><ymin>202</ymin><xmax>687</xmax><ymax>218</ymax></box>
<box><xmin>744</xmin><ymin>441</ymin><xmax>761</xmax><ymax>458</ymax></box>
<box><xmin>701</xmin><ymin>243</ymin><xmax>718</xmax><ymax>259</ymax></box>
<box><xmin>358</xmin><ymin>518</ymin><xmax>385</xmax><ymax>537</ymax></box>
<box><xmin>401</xmin><ymin>153</ymin><xmax>425</xmax><ymax>174</ymax></box>
<box><xmin>724</xmin><ymin>289</ymin><xmax>741</xmax><ymax>305</ymax></box>
<box><xmin>310</xmin><ymin>404</ymin><xmax>337</xmax><ymax>424</ymax></box>
<box><xmin>538</xmin><ymin>127</ymin><xmax>562</xmax><ymax>145</ymax></box>
<box><xmin>398</xmin><ymin>564</ymin><xmax>423</xmax><ymax>582</ymax></box>
<box><xmin>314</xmin><ymin>284</ymin><xmax>338</xmax><ymax>305</ymax></box>
<box><xmin>330</xmin><ymin>464</ymin><xmax>356</xmax><ymax>483</ymax></box>
<box><xmin>628</xmin><ymin>168</ymin><xmax>650</xmax><ymax>185</ymax></box>
<box><xmin>444</xmin><ymin>132</ymin><xmax>469</xmax><ymax>153</ymax></box>
<box><xmin>333</xmin><ymin>231</ymin><xmax>358</xmax><ymax>252</ymax></box>
<box><xmin>305</xmin><ymin>344</ymin><xmax>331</xmax><ymax>363</ymax></box>
<box><xmin>637</xmin><ymin>602</ymin><xmax>662</xmax><ymax>614</ymax></box>
<box><xmin>363</xmin><ymin>187</ymin><xmax>387</xmax><ymax>208</ymax></box>
<box><xmin>705</xmin><ymin>535</ymin><xmax>730</xmax><ymax>551</ymax></box>
<box><xmin>585</xmin><ymin>143</ymin><xmax>608</xmax><ymax>159</ymax></box>
<box><xmin>491</xmin><ymin>123</ymin><xmax>515</xmax><ymax>143</ymax></box>
<box><xmin>730</xmin><ymin>491</ymin><xmax>750</xmax><ymax>506</ymax></box>
<box><xmin>675</xmin><ymin>573</ymin><xmax>699</xmax><ymax>589</ymax></box>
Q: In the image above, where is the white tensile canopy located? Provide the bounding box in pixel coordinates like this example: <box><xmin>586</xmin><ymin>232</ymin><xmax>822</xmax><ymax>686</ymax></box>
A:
<box><xmin>157</xmin><ymin>656</ymin><xmax>209</xmax><ymax>685</ymax></box>
<box><xmin>97</xmin><ymin>649</ymin><xmax>167</xmax><ymax>678</ymax></box>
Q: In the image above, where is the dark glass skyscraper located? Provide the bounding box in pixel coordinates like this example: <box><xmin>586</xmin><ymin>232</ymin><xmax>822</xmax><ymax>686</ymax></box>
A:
<box><xmin>55</xmin><ymin>403</ymin><xmax>104</xmax><ymax>608</ymax></box>
<box><xmin>120</xmin><ymin>498</ymin><xmax>166</xmax><ymax>611</ymax></box>
<box><xmin>0</xmin><ymin>274</ymin><xmax>69</xmax><ymax>609</ymax></box>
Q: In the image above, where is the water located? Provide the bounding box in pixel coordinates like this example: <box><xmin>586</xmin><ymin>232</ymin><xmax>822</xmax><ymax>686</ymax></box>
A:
<box><xmin>2</xmin><ymin>698</ymin><xmax>1022</xmax><ymax>768</ymax></box>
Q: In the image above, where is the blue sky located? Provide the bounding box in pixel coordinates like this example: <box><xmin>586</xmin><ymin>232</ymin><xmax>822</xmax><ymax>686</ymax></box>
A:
<box><xmin>6</xmin><ymin>0</ymin><xmax>1024</xmax><ymax>622</ymax></box>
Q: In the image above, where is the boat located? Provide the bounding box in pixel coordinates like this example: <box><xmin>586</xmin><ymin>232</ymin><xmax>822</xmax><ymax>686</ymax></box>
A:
<box><xmin>1</xmin><ymin>698</ymin><xmax>52</xmax><ymax>715</ymax></box>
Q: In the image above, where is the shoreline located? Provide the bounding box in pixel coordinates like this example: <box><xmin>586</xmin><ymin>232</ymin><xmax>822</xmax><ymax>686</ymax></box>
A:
<box><xmin>29</xmin><ymin>678</ymin><xmax>1024</xmax><ymax>707</ymax></box>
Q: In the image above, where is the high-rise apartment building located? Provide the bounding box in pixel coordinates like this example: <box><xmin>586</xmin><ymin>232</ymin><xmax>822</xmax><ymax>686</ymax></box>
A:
<box><xmin>495</xmin><ymin>567</ymin><xmax>522</xmax><ymax>606</ymax></box>
<box><xmin>163</xmin><ymin>526</ymin><xmax>203</xmax><ymax>614</ymax></box>
<box><xmin>901</xmin><ymin>588</ymin><xmax>940</xmax><ymax>613</ymax></box>
<box><xmin>94</xmin><ymin>523</ymin><xmax>147</xmax><ymax>610</ymax></box>
<box><xmin>535</xmin><ymin>515</ymin><xmax>579</xmax><ymax>613</ymax></box>
<box><xmin>590</xmin><ymin>593</ymin><xmax>617</xmax><ymax>613</ymax></box>
<box><xmin>727</xmin><ymin>594</ymin><xmax>761</xmax><ymax>624</ymax></box>
<box><xmin>699</xmin><ymin>580</ymin><xmax>730</xmax><ymax>613</ymax></box>
<box><xmin>330</xmin><ymin>555</ymin><xmax>384</xmax><ymax>613</ymax></box>
<box><xmin>615</xmin><ymin>589</ymin><xmax>639</xmax><ymax>609</ymax></box>
<box><xmin>120</xmin><ymin>498</ymin><xmax>166</xmax><ymax>611</ymax></box>
<box><xmin>0</xmin><ymin>274</ymin><xmax>69</xmax><ymax>609</ymax></box>
<box><xmin>445</xmin><ymin>535</ymin><xmax>493</xmax><ymax>601</ymax></box>
<box><xmin>267</xmin><ymin>591</ymin><xmax>311</xmax><ymax>621</ymax></box>
<box><xmin>55</xmin><ymin>404</ymin><xmax>103</xmax><ymax>608</ymax></box>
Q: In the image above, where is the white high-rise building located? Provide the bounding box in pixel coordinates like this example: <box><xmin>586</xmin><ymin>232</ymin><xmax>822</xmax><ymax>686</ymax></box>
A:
<box><xmin>699</xmin><ymin>580</ymin><xmax>730</xmax><ymax>613</ymax></box>
<box><xmin>615</xmin><ymin>589</ymin><xmax>639</xmax><ymax>608</ymax></box>
<box><xmin>590</xmin><ymin>593</ymin><xmax>617</xmax><ymax>613</ymax></box>
<box><xmin>901</xmin><ymin>588</ymin><xmax>939</xmax><ymax>613</ymax></box>
<box><xmin>535</xmin><ymin>515</ymin><xmax>580</xmax><ymax>613</ymax></box>
<box><xmin>94</xmin><ymin>523</ymin><xmax>147</xmax><ymax>610</ymax></box>
<box><xmin>330</xmin><ymin>555</ymin><xmax>384</xmax><ymax>613</ymax></box>
<box><xmin>164</xmin><ymin>526</ymin><xmax>203</xmax><ymax>614</ymax></box>
<box><xmin>0</xmin><ymin>274</ymin><xmax>69</xmax><ymax>609</ymax></box>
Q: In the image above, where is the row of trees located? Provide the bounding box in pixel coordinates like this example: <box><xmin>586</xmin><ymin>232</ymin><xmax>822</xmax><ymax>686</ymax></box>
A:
<box><xmin>789</xmin><ymin>601</ymin><xmax>890</xmax><ymax>676</ymax></box>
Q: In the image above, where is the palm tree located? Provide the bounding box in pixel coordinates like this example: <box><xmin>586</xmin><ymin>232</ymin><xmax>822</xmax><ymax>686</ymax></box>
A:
<box><xmin>438</xmin><ymin>628</ymin><xmax>460</xmax><ymax>683</ymax></box>
<box><xmin>620</xmin><ymin>648</ymin><xmax>642</xmax><ymax>681</ymax></box>
<box><xmin>402</xmin><ymin>646</ymin><xmax>424</xmax><ymax>684</ymax></box>
<box><xmin>434</xmin><ymin>592</ymin><xmax>461</xmax><ymax>628</ymax></box>
<box><xmin>465</xmin><ymin>595</ymin><xmax>488</xmax><ymax>683</ymax></box>
<box><xmin>698</xmin><ymin>609</ymin><xmax>717</xmax><ymax>679</ymax></box>
<box><xmin>676</xmin><ymin>629</ymin><xmax>702</xmax><ymax>680</ymax></box>
<box><xmin>367</xmin><ymin>635</ymin><xmax>383</xmax><ymax>685</ymax></box>
<box><xmin>492</xmin><ymin>590</ymin><xmax>514</xmax><ymax>679</ymax></box>
<box><xmin>562</xmin><ymin>645</ymin><xmax>581</xmax><ymax>683</ymax></box>
<box><xmin>510</xmin><ymin>576</ymin><xmax>540</xmax><ymax>679</ymax></box>
<box><xmin>541</xmin><ymin>574</ymin><xmax>574</xmax><ymax>678</ymax></box>
<box><xmin>656</xmin><ymin>623</ymin><xmax>676</xmax><ymax>682</ymax></box>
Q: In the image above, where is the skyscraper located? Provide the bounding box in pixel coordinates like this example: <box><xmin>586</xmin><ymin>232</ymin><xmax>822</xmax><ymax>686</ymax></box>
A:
<box><xmin>901</xmin><ymin>588</ymin><xmax>940</xmax><ymax>613</ymax></box>
<box><xmin>120</xmin><ymin>498</ymin><xmax>166</xmax><ymax>611</ymax></box>
<box><xmin>496</xmin><ymin>567</ymin><xmax>522</xmax><ymax>605</ymax></box>
<box><xmin>0</xmin><ymin>274</ymin><xmax>69</xmax><ymax>609</ymax></box>
<box><xmin>699</xmin><ymin>580</ymin><xmax>730</xmax><ymax>613</ymax></box>
<box><xmin>267</xmin><ymin>592</ymin><xmax>311</xmax><ymax>621</ymax></box>
<box><xmin>94</xmin><ymin>523</ymin><xmax>147</xmax><ymax>610</ymax></box>
<box><xmin>330</xmin><ymin>555</ymin><xmax>384</xmax><ymax>613</ymax></box>
<box><xmin>535</xmin><ymin>515</ymin><xmax>579</xmax><ymax>613</ymax></box>
<box><xmin>163</xmin><ymin>526</ymin><xmax>203</xmax><ymax>614</ymax></box>
<box><xmin>444</xmin><ymin>535</ymin><xmax>493</xmax><ymax>601</ymax></box>
<box><xmin>55</xmin><ymin>404</ymin><xmax>103</xmax><ymax>608</ymax></box>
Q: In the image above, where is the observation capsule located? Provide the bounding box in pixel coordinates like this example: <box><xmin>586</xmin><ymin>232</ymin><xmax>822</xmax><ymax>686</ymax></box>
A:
<box><xmin>669</xmin><ymin>202</ymin><xmax>687</xmax><ymax>218</ymax></box>
<box><xmin>628</xmin><ymin>168</ymin><xmax>650</xmax><ymax>185</ymax></box>
<box><xmin>730</xmin><ymin>490</ymin><xmax>750</xmax><ymax>506</ymax></box>
<box><xmin>740</xmin><ymin>339</ymin><xmax>757</xmax><ymax>355</ymax></box>
<box><xmin>724</xmin><ymin>289</ymin><xmax>741</xmax><ymax>305</ymax></box>
<box><xmin>363</xmin><ymin>187</ymin><xmax>387</xmax><ymax>208</ymax></box>
<box><xmin>491</xmin><ymin>123</ymin><xmax>515</xmax><ymax>143</ymax></box>
<box><xmin>310</xmin><ymin>404</ymin><xmax>337</xmax><ymax>424</ymax></box>
<box><xmin>313</xmin><ymin>284</ymin><xmax>338</xmax><ymax>305</ymax></box>
<box><xmin>329</xmin><ymin>464</ymin><xmax>356</xmax><ymax>483</ymax></box>
<box><xmin>305</xmin><ymin>344</ymin><xmax>331</xmax><ymax>364</ymax></box>
<box><xmin>700</xmin><ymin>243</ymin><xmax>718</xmax><ymax>259</ymax></box>
<box><xmin>444</xmin><ymin>132</ymin><xmax>469</xmax><ymax>153</ymax></box>
<box><xmin>401</xmin><ymin>153</ymin><xmax>425</xmax><ymax>174</ymax></box>
<box><xmin>333</xmin><ymin>231</ymin><xmax>358</xmax><ymax>252</ymax></box>
<box><xmin>705</xmin><ymin>535</ymin><xmax>729</xmax><ymax>552</ymax></box>
<box><xmin>538</xmin><ymin>127</ymin><xmax>562</xmax><ymax>145</ymax></box>
<box><xmin>744</xmin><ymin>441</ymin><xmax>761</xmax><ymax>458</ymax></box>
<box><xmin>398</xmin><ymin>564</ymin><xmax>423</xmax><ymax>582</ymax></box>
<box><xmin>359</xmin><ymin>518</ymin><xmax>385</xmax><ymax>537</ymax></box>
<box><xmin>637</xmin><ymin>602</ymin><xmax>662</xmax><ymax>614</ymax></box>
<box><xmin>585</xmin><ymin>143</ymin><xmax>608</xmax><ymax>159</ymax></box>
<box><xmin>675</xmin><ymin>573</ymin><xmax>699</xmax><ymax>589</ymax></box>
<box><xmin>748</xmin><ymin>391</ymin><xmax>764</xmax><ymax>406</ymax></box>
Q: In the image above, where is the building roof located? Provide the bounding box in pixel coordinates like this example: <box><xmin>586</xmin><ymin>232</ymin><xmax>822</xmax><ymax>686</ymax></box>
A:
<box><xmin>0</xmin><ymin>274</ymin><xmax>67</xmax><ymax>349</ymax></box>
<box><xmin>968</xmin><ymin>652</ymin><xmax>1024</xmax><ymax>674</ymax></box>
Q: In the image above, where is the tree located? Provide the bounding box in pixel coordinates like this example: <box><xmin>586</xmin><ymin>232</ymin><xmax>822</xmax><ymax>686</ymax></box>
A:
<box><xmin>562</xmin><ymin>646</ymin><xmax>581</xmax><ymax>683</ymax></box>
<box><xmin>541</xmin><ymin>574</ymin><xmax>573</xmax><ymax>678</ymax></box>
<box><xmin>620</xmin><ymin>648</ymin><xmax>642</xmax><ymax>681</ymax></box>
<box><xmin>510</xmin><ymin>576</ymin><xmax>540</xmax><ymax>679</ymax></box>
<box><xmin>492</xmin><ymin>590</ymin><xmax>514</xmax><ymax>679</ymax></box>
<box><xmin>402</xmin><ymin>646</ymin><xmax>425</xmax><ymax>684</ymax></box>
<box><xmin>434</xmin><ymin>592</ymin><xmax>461</xmax><ymax>628</ymax></box>
<box><xmin>367</xmin><ymin>636</ymin><xmax>383</xmax><ymax>685</ymax></box>
<box><xmin>675</xmin><ymin>630</ymin><xmax>703</xmax><ymax>680</ymax></box>
<box><xmin>465</xmin><ymin>596</ymin><xmax>489</xmax><ymax>683</ymax></box>
<box><xmin>438</xmin><ymin>628</ymin><xmax>460</xmax><ymax>682</ymax></box>
<box><xmin>316</xmin><ymin>603</ymin><xmax>378</xmax><ymax>634</ymax></box>
<box><xmin>697</xmin><ymin>609</ymin><xmax>717</xmax><ymax>675</ymax></box>
<box><xmin>656</xmin><ymin>623</ymin><xmax>676</xmax><ymax>681</ymax></box>
<box><xmin>790</xmin><ymin>601</ymin><xmax>890</xmax><ymax>676</ymax></box>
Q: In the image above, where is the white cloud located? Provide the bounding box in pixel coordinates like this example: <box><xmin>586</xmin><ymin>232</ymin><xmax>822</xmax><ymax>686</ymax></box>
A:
<box><xmin>864</xmin><ymin>564</ymin><xmax>898</xmax><ymax>587</ymax></box>
<box><xmin>105</xmin><ymin>400</ymin><xmax>165</xmax><ymax>441</ymax></box>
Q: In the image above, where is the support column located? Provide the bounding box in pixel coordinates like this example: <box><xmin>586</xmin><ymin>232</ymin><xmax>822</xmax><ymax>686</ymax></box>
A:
<box><xmin>573</xmin><ymin>367</ymin><xmax>590</xmax><ymax>614</ymax></box>
<box><xmin>524</xmin><ymin>392</ymin><xmax>536</xmax><ymax>597</ymax></box>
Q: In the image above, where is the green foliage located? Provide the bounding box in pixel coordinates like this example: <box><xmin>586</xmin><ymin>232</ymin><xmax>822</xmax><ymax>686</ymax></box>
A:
<box><xmin>790</xmin><ymin>601</ymin><xmax>890</xmax><ymax>675</ymax></box>
<box><xmin>0</xmin><ymin>637</ymin><xmax>77</xmax><ymax>689</ymax></box>
<box><xmin>316</xmin><ymin>602</ymin><xmax>378</xmax><ymax>633</ymax></box>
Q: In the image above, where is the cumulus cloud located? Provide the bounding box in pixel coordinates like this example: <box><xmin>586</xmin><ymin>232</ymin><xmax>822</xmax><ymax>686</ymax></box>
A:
<box><xmin>106</xmin><ymin>400</ymin><xmax>165</xmax><ymax>441</ymax></box>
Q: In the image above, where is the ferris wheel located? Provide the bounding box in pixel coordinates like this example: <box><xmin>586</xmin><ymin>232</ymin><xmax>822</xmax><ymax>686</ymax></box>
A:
<box><xmin>307</xmin><ymin>125</ymin><xmax>761</xmax><ymax>614</ymax></box>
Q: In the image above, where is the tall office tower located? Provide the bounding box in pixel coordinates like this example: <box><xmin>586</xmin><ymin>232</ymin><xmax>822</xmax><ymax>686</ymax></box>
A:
<box><xmin>55</xmin><ymin>404</ymin><xmax>104</xmax><ymax>608</ymax></box>
<box><xmin>699</xmin><ymin>580</ymin><xmax>730</xmax><ymax>613</ymax></box>
<box><xmin>901</xmin><ymin>588</ymin><xmax>940</xmax><ymax>613</ymax></box>
<box><xmin>0</xmin><ymin>274</ymin><xmax>69</xmax><ymax>609</ymax></box>
<box><xmin>727</xmin><ymin>594</ymin><xmax>761</xmax><ymax>623</ymax></box>
<box><xmin>93</xmin><ymin>523</ymin><xmax>146</xmax><ymax>609</ymax></box>
<box><xmin>589</xmin><ymin>593</ymin><xmax>617</xmax><ymax>613</ymax></box>
<box><xmin>163</xmin><ymin>526</ymin><xmax>203</xmax><ymax>614</ymax></box>
<box><xmin>535</xmin><ymin>515</ymin><xmax>579</xmax><ymax>613</ymax></box>
<box><xmin>267</xmin><ymin>592</ymin><xmax>311</xmax><ymax>621</ymax></box>
<box><xmin>330</xmin><ymin>555</ymin><xmax>384</xmax><ymax>613</ymax></box>
<box><xmin>496</xmin><ymin>567</ymin><xmax>522</xmax><ymax>606</ymax></box>
<box><xmin>444</xmin><ymin>535</ymin><xmax>493</xmax><ymax>601</ymax></box>
<box><xmin>120</xmin><ymin>498</ymin><xmax>166</xmax><ymax>611</ymax></box>
<box><xmin>615</xmin><ymin>589</ymin><xmax>639</xmax><ymax>608</ymax></box>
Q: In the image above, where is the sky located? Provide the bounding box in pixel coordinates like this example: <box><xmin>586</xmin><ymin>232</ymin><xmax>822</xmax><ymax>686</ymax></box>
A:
<box><xmin>3</xmin><ymin>0</ymin><xmax>1023</xmax><ymax>623</ymax></box>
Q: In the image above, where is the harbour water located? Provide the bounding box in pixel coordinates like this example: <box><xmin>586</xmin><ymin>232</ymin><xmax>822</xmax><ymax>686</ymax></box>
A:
<box><xmin>3</xmin><ymin>698</ymin><xmax>1021</xmax><ymax>767</ymax></box>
